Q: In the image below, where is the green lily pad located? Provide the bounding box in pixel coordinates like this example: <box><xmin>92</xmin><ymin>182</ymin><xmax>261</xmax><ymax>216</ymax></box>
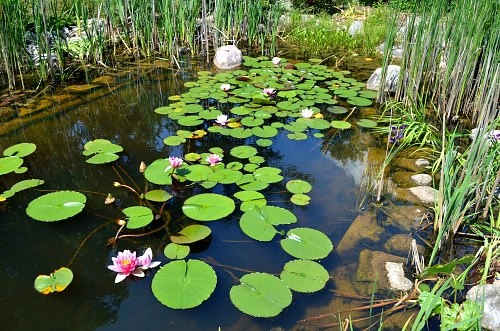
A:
<box><xmin>123</xmin><ymin>206</ymin><xmax>154</xmax><ymax>229</ymax></box>
<box><xmin>151</xmin><ymin>259</ymin><xmax>217</xmax><ymax>309</ymax></box>
<box><xmin>178</xmin><ymin>115</ymin><xmax>204</xmax><ymax>126</ymax></box>
<box><xmin>230</xmin><ymin>146</ymin><xmax>258</xmax><ymax>159</ymax></box>
<box><xmin>286</xmin><ymin>180</ymin><xmax>312</xmax><ymax>194</ymax></box>
<box><xmin>184</xmin><ymin>164</ymin><xmax>213</xmax><ymax>182</ymax></box>
<box><xmin>184</xmin><ymin>152</ymin><xmax>201</xmax><ymax>162</ymax></box>
<box><xmin>280</xmin><ymin>260</ymin><xmax>329</xmax><ymax>293</ymax></box>
<box><xmin>253</xmin><ymin>167</ymin><xmax>283</xmax><ymax>183</ymax></box>
<box><xmin>170</xmin><ymin>224</ymin><xmax>211</xmax><ymax>244</ymax></box>
<box><xmin>313</xmin><ymin>132</ymin><xmax>324</xmax><ymax>138</ymax></box>
<box><xmin>144</xmin><ymin>159</ymin><xmax>173</xmax><ymax>185</ymax></box>
<box><xmin>230</xmin><ymin>272</ymin><xmax>292</xmax><ymax>318</ymax></box>
<box><xmin>358</xmin><ymin>90</ymin><xmax>378</xmax><ymax>99</ymax></box>
<box><xmin>251</xmin><ymin>125</ymin><xmax>278</xmax><ymax>138</ymax></box>
<box><xmin>256</xmin><ymin>139</ymin><xmax>273</xmax><ymax>147</ymax></box>
<box><xmin>240</xmin><ymin>205</ymin><xmax>297</xmax><ymax>241</ymax></box>
<box><xmin>207</xmin><ymin>169</ymin><xmax>243</xmax><ymax>184</ymax></box>
<box><xmin>34</xmin><ymin>267</ymin><xmax>73</xmax><ymax>294</ymax></box>
<box><xmin>248</xmin><ymin>156</ymin><xmax>265</xmax><ymax>164</ymax></box>
<box><xmin>234</xmin><ymin>191</ymin><xmax>267</xmax><ymax>212</ymax></box>
<box><xmin>82</xmin><ymin>139</ymin><xmax>123</xmax><ymax>164</ymax></box>
<box><xmin>164</xmin><ymin>243</ymin><xmax>190</xmax><ymax>259</ymax></box>
<box><xmin>182</xmin><ymin>193</ymin><xmax>235</xmax><ymax>221</ymax></box>
<box><xmin>26</xmin><ymin>191</ymin><xmax>86</xmax><ymax>222</ymax></box>
<box><xmin>356</xmin><ymin>118</ymin><xmax>378</xmax><ymax>128</ymax></box>
<box><xmin>280</xmin><ymin>228</ymin><xmax>333</xmax><ymax>260</ymax></box>
<box><xmin>287</xmin><ymin>132</ymin><xmax>308</xmax><ymax>140</ymax></box>
<box><xmin>291</xmin><ymin>193</ymin><xmax>311</xmax><ymax>205</ymax></box>
<box><xmin>1</xmin><ymin>179</ymin><xmax>45</xmax><ymax>199</ymax></box>
<box><xmin>144</xmin><ymin>190</ymin><xmax>173</xmax><ymax>202</ymax></box>
<box><xmin>347</xmin><ymin>97</ymin><xmax>372</xmax><ymax>107</ymax></box>
<box><xmin>3</xmin><ymin>143</ymin><xmax>37</xmax><ymax>157</ymax></box>
<box><xmin>330</xmin><ymin>120</ymin><xmax>352</xmax><ymax>130</ymax></box>
<box><xmin>164</xmin><ymin>136</ymin><xmax>186</xmax><ymax>146</ymax></box>
<box><xmin>327</xmin><ymin>106</ymin><xmax>348</xmax><ymax>114</ymax></box>
<box><xmin>0</xmin><ymin>157</ymin><xmax>24</xmax><ymax>175</ymax></box>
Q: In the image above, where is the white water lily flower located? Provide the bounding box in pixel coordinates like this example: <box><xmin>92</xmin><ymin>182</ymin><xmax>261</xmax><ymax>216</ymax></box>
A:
<box><xmin>215</xmin><ymin>114</ymin><xmax>229</xmax><ymax>126</ymax></box>
<box><xmin>220</xmin><ymin>83</ymin><xmax>231</xmax><ymax>91</ymax></box>
<box><xmin>301</xmin><ymin>108</ymin><xmax>314</xmax><ymax>118</ymax></box>
<box><xmin>272</xmin><ymin>57</ymin><xmax>281</xmax><ymax>65</ymax></box>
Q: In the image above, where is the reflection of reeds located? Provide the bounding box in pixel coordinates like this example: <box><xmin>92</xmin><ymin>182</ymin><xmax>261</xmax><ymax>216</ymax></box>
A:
<box><xmin>0</xmin><ymin>0</ymin><xmax>283</xmax><ymax>87</ymax></box>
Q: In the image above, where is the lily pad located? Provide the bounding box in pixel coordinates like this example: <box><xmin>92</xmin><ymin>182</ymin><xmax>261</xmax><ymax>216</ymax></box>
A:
<box><xmin>3</xmin><ymin>143</ymin><xmax>37</xmax><ymax>157</ymax></box>
<box><xmin>207</xmin><ymin>169</ymin><xmax>243</xmax><ymax>184</ymax></box>
<box><xmin>230</xmin><ymin>272</ymin><xmax>292</xmax><ymax>318</ymax></box>
<box><xmin>164</xmin><ymin>243</ymin><xmax>190</xmax><ymax>259</ymax></box>
<box><xmin>256</xmin><ymin>139</ymin><xmax>273</xmax><ymax>147</ymax></box>
<box><xmin>330</xmin><ymin>120</ymin><xmax>352</xmax><ymax>130</ymax></box>
<box><xmin>356</xmin><ymin>118</ymin><xmax>378</xmax><ymax>128</ymax></box>
<box><xmin>347</xmin><ymin>97</ymin><xmax>372</xmax><ymax>107</ymax></box>
<box><xmin>123</xmin><ymin>206</ymin><xmax>154</xmax><ymax>229</ymax></box>
<box><xmin>240</xmin><ymin>205</ymin><xmax>297</xmax><ymax>241</ymax></box>
<box><xmin>82</xmin><ymin>139</ymin><xmax>123</xmax><ymax>164</ymax></box>
<box><xmin>280</xmin><ymin>260</ymin><xmax>329</xmax><ymax>293</ymax></box>
<box><xmin>182</xmin><ymin>193</ymin><xmax>235</xmax><ymax>221</ymax></box>
<box><xmin>286</xmin><ymin>179</ymin><xmax>312</xmax><ymax>194</ymax></box>
<box><xmin>170</xmin><ymin>224</ymin><xmax>211</xmax><ymax>244</ymax></box>
<box><xmin>184</xmin><ymin>164</ymin><xmax>213</xmax><ymax>182</ymax></box>
<box><xmin>164</xmin><ymin>135</ymin><xmax>186</xmax><ymax>146</ymax></box>
<box><xmin>253</xmin><ymin>167</ymin><xmax>283</xmax><ymax>183</ymax></box>
<box><xmin>280</xmin><ymin>228</ymin><xmax>333</xmax><ymax>260</ymax></box>
<box><xmin>26</xmin><ymin>191</ymin><xmax>86</xmax><ymax>222</ymax></box>
<box><xmin>234</xmin><ymin>190</ymin><xmax>267</xmax><ymax>212</ymax></box>
<box><xmin>291</xmin><ymin>194</ymin><xmax>311</xmax><ymax>206</ymax></box>
<box><xmin>230</xmin><ymin>146</ymin><xmax>258</xmax><ymax>159</ymax></box>
<box><xmin>144</xmin><ymin>190</ymin><xmax>173</xmax><ymax>202</ymax></box>
<box><xmin>1</xmin><ymin>179</ymin><xmax>45</xmax><ymax>199</ymax></box>
<box><xmin>151</xmin><ymin>259</ymin><xmax>217</xmax><ymax>309</ymax></box>
<box><xmin>0</xmin><ymin>157</ymin><xmax>24</xmax><ymax>175</ymax></box>
<box><xmin>144</xmin><ymin>159</ymin><xmax>173</xmax><ymax>185</ymax></box>
<box><xmin>34</xmin><ymin>267</ymin><xmax>73</xmax><ymax>294</ymax></box>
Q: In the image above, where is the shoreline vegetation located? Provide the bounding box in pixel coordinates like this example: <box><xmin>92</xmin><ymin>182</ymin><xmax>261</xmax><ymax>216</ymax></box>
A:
<box><xmin>1</xmin><ymin>0</ymin><xmax>499</xmax><ymax>329</ymax></box>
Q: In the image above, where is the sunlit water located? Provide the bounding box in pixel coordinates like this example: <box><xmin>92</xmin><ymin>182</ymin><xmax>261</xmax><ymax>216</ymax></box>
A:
<box><xmin>0</xmin><ymin>63</ymin><xmax>404</xmax><ymax>331</ymax></box>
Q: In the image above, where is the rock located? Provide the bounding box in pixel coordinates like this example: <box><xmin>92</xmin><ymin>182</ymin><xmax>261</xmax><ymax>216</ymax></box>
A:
<box><xmin>348</xmin><ymin>20</ymin><xmax>364</xmax><ymax>36</ymax></box>
<box><xmin>392</xmin><ymin>171</ymin><xmax>418</xmax><ymax>188</ymax></box>
<box><xmin>65</xmin><ymin>84</ymin><xmax>97</xmax><ymax>94</ymax></box>
<box><xmin>376</xmin><ymin>43</ymin><xmax>404</xmax><ymax>59</ymax></box>
<box><xmin>0</xmin><ymin>107</ymin><xmax>17</xmax><ymax>122</ymax></box>
<box><xmin>337</xmin><ymin>211</ymin><xmax>384</xmax><ymax>254</ymax></box>
<box><xmin>213</xmin><ymin>45</ymin><xmax>243</xmax><ymax>70</ymax></box>
<box><xmin>384</xmin><ymin>234</ymin><xmax>413</xmax><ymax>255</ymax></box>
<box><xmin>355</xmin><ymin>250</ymin><xmax>412</xmax><ymax>295</ymax></box>
<box><xmin>415</xmin><ymin>158</ymin><xmax>430</xmax><ymax>167</ymax></box>
<box><xmin>92</xmin><ymin>75</ymin><xmax>115</xmax><ymax>85</ymax></box>
<box><xmin>466</xmin><ymin>280</ymin><xmax>500</xmax><ymax>331</ymax></box>
<box><xmin>394</xmin><ymin>158</ymin><xmax>429</xmax><ymax>172</ymax></box>
<box><xmin>409</xmin><ymin>186</ymin><xmax>437</xmax><ymax>204</ymax></box>
<box><xmin>411</xmin><ymin>173</ymin><xmax>432</xmax><ymax>186</ymax></box>
<box><xmin>383</xmin><ymin>205</ymin><xmax>426</xmax><ymax>232</ymax></box>
<box><xmin>366</xmin><ymin>65</ymin><xmax>400</xmax><ymax>93</ymax></box>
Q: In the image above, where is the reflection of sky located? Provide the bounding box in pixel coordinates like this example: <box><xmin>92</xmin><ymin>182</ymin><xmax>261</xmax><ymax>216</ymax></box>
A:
<box><xmin>329</xmin><ymin>150</ymin><xmax>368</xmax><ymax>186</ymax></box>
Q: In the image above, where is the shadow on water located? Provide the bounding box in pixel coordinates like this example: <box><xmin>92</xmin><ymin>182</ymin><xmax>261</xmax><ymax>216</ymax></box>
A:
<box><xmin>0</xmin><ymin>59</ymin><xmax>418</xmax><ymax>330</ymax></box>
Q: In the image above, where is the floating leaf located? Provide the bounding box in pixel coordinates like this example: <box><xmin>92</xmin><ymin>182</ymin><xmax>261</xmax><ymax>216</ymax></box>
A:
<box><xmin>3</xmin><ymin>143</ymin><xmax>37</xmax><ymax>157</ymax></box>
<box><xmin>240</xmin><ymin>205</ymin><xmax>297</xmax><ymax>241</ymax></box>
<box><xmin>164</xmin><ymin>135</ymin><xmax>186</xmax><ymax>146</ymax></box>
<box><xmin>144</xmin><ymin>190</ymin><xmax>173</xmax><ymax>202</ymax></box>
<box><xmin>182</xmin><ymin>193</ymin><xmax>235</xmax><ymax>221</ymax></box>
<box><xmin>280</xmin><ymin>260</ymin><xmax>329</xmax><ymax>293</ymax></box>
<box><xmin>230</xmin><ymin>272</ymin><xmax>292</xmax><ymax>318</ymax></box>
<box><xmin>82</xmin><ymin>139</ymin><xmax>123</xmax><ymax>164</ymax></box>
<box><xmin>280</xmin><ymin>228</ymin><xmax>333</xmax><ymax>260</ymax></box>
<box><xmin>347</xmin><ymin>97</ymin><xmax>372</xmax><ymax>107</ymax></box>
<box><xmin>170</xmin><ymin>224</ymin><xmax>211</xmax><ymax>244</ymax></box>
<box><xmin>251</xmin><ymin>125</ymin><xmax>278</xmax><ymax>138</ymax></box>
<box><xmin>356</xmin><ymin>119</ymin><xmax>378</xmax><ymax>128</ymax></box>
<box><xmin>123</xmin><ymin>206</ymin><xmax>154</xmax><ymax>229</ymax></box>
<box><xmin>230</xmin><ymin>146</ymin><xmax>258</xmax><ymax>159</ymax></box>
<box><xmin>26</xmin><ymin>191</ymin><xmax>86</xmax><ymax>222</ymax></box>
<box><xmin>327</xmin><ymin>106</ymin><xmax>348</xmax><ymax>114</ymax></box>
<box><xmin>330</xmin><ymin>120</ymin><xmax>352</xmax><ymax>130</ymax></box>
<box><xmin>164</xmin><ymin>243</ymin><xmax>190</xmax><ymax>259</ymax></box>
<box><xmin>287</xmin><ymin>132</ymin><xmax>308</xmax><ymax>140</ymax></box>
<box><xmin>291</xmin><ymin>194</ymin><xmax>311</xmax><ymax>205</ymax></box>
<box><xmin>152</xmin><ymin>259</ymin><xmax>217</xmax><ymax>309</ymax></box>
<box><xmin>0</xmin><ymin>156</ymin><xmax>24</xmax><ymax>175</ymax></box>
<box><xmin>234</xmin><ymin>190</ymin><xmax>267</xmax><ymax>212</ymax></box>
<box><xmin>286</xmin><ymin>179</ymin><xmax>312</xmax><ymax>194</ymax></box>
<box><xmin>184</xmin><ymin>164</ymin><xmax>213</xmax><ymax>182</ymax></box>
<box><xmin>144</xmin><ymin>159</ymin><xmax>173</xmax><ymax>185</ymax></box>
<box><xmin>256</xmin><ymin>139</ymin><xmax>273</xmax><ymax>147</ymax></box>
<box><xmin>253</xmin><ymin>167</ymin><xmax>283</xmax><ymax>183</ymax></box>
<box><xmin>1</xmin><ymin>179</ymin><xmax>44</xmax><ymax>199</ymax></box>
<box><xmin>34</xmin><ymin>267</ymin><xmax>73</xmax><ymax>294</ymax></box>
<box><xmin>207</xmin><ymin>169</ymin><xmax>243</xmax><ymax>184</ymax></box>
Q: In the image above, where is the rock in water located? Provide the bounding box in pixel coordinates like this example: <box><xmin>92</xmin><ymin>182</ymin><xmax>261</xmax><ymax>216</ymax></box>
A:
<box><xmin>366</xmin><ymin>65</ymin><xmax>401</xmax><ymax>93</ymax></box>
<box><xmin>213</xmin><ymin>45</ymin><xmax>243</xmax><ymax>70</ymax></box>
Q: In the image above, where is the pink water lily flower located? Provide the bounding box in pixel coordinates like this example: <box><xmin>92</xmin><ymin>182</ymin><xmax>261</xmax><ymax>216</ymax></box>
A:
<box><xmin>138</xmin><ymin>247</ymin><xmax>161</xmax><ymax>270</ymax></box>
<box><xmin>220</xmin><ymin>83</ymin><xmax>231</xmax><ymax>92</ymax></box>
<box><xmin>301</xmin><ymin>108</ymin><xmax>314</xmax><ymax>118</ymax></box>
<box><xmin>262</xmin><ymin>88</ymin><xmax>275</xmax><ymax>97</ymax></box>
<box><xmin>168</xmin><ymin>156</ymin><xmax>183</xmax><ymax>169</ymax></box>
<box><xmin>216</xmin><ymin>114</ymin><xmax>229</xmax><ymax>126</ymax></box>
<box><xmin>206</xmin><ymin>153</ymin><xmax>222</xmax><ymax>166</ymax></box>
<box><xmin>272</xmin><ymin>57</ymin><xmax>281</xmax><ymax>65</ymax></box>
<box><xmin>108</xmin><ymin>250</ymin><xmax>145</xmax><ymax>283</ymax></box>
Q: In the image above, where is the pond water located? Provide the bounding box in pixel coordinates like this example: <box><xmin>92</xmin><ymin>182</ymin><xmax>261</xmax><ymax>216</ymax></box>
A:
<box><xmin>0</xmin><ymin>59</ymin><xmax>416</xmax><ymax>330</ymax></box>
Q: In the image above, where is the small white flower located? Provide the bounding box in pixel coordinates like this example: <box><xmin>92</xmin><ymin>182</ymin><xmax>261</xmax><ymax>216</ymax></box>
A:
<box><xmin>301</xmin><ymin>108</ymin><xmax>314</xmax><ymax>118</ymax></box>
<box><xmin>272</xmin><ymin>57</ymin><xmax>281</xmax><ymax>65</ymax></box>
<box><xmin>220</xmin><ymin>83</ymin><xmax>231</xmax><ymax>92</ymax></box>
<box><xmin>215</xmin><ymin>114</ymin><xmax>229</xmax><ymax>126</ymax></box>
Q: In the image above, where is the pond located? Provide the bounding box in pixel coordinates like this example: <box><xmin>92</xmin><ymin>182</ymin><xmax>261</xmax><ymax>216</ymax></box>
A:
<box><xmin>0</xmin><ymin>57</ymin><xmax>419</xmax><ymax>330</ymax></box>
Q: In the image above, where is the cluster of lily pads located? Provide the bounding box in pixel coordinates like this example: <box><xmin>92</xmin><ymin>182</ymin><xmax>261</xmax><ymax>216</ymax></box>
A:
<box><xmin>2</xmin><ymin>56</ymin><xmax>380</xmax><ymax>317</ymax></box>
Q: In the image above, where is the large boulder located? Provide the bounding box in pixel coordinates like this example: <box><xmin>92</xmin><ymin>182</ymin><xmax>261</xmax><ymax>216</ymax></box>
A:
<box><xmin>213</xmin><ymin>45</ymin><xmax>243</xmax><ymax>70</ymax></box>
<box><xmin>366</xmin><ymin>65</ymin><xmax>401</xmax><ymax>93</ymax></box>
<box><xmin>337</xmin><ymin>211</ymin><xmax>384</xmax><ymax>254</ymax></box>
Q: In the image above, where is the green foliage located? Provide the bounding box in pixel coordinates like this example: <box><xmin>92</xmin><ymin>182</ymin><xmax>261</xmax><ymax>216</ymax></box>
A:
<box><xmin>26</xmin><ymin>191</ymin><xmax>86</xmax><ymax>222</ymax></box>
<box><xmin>34</xmin><ymin>267</ymin><xmax>73</xmax><ymax>294</ymax></box>
<box><xmin>280</xmin><ymin>259</ymin><xmax>330</xmax><ymax>293</ymax></box>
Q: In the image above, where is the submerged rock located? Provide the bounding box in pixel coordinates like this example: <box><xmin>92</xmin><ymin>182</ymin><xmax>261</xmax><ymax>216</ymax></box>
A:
<box><xmin>213</xmin><ymin>45</ymin><xmax>243</xmax><ymax>70</ymax></box>
<box><xmin>409</xmin><ymin>186</ymin><xmax>437</xmax><ymax>204</ymax></box>
<box><xmin>383</xmin><ymin>205</ymin><xmax>426</xmax><ymax>232</ymax></box>
<box><xmin>366</xmin><ymin>65</ymin><xmax>400</xmax><ymax>93</ymax></box>
<box><xmin>394</xmin><ymin>157</ymin><xmax>430</xmax><ymax>172</ymax></box>
<box><xmin>384</xmin><ymin>234</ymin><xmax>414</xmax><ymax>255</ymax></box>
<box><xmin>355</xmin><ymin>250</ymin><xmax>412</xmax><ymax>295</ymax></box>
<box><xmin>337</xmin><ymin>211</ymin><xmax>384</xmax><ymax>254</ymax></box>
<box><xmin>466</xmin><ymin>280</ymin><xmax>500</xmax><ymax>331</ymax></box>
<box><xmin>411</xmin><ymin>173</ymin><xmax>432</xmax><ymax>186</ymax></box>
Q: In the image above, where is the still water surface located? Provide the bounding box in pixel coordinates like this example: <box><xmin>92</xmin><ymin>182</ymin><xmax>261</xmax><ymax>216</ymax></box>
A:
<box><xmin>0</xmin><ymin>64</ymin><xmax>393</xmax><ymax>330</ymax></box>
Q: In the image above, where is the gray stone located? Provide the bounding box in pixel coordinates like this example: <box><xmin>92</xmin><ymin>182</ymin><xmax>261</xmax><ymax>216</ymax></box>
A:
<box><xmin>213</xmin><ymin>45</ymin><xmax>243</xmax><ymax>70</ymax></box>
<box><xmin>415</xmin><ymin>158</ymin><xmax>430</xmax><ymax>167</ymax></box>
<box><xmin>394</xmin><ymin>157</ymin><xmax>429</xmax><ymax>172</ymax></box>
<box><xmin>376</xmin><ymin>43</ymin><xmax>404</xmax><ymax>59</ymax></box>
<box><xmin>348</xmin><ymin>20</ymin><xmax>364</xmax><ymax>36</ymax></box>
<box><xmin>366</xmin><ymin>65</ymin><xmax>400</xmax><ymax>93</ymax></box>
<box><xmin>384</xmin><ymin>234</ymin><xmax>413</xmax><ymax>255</ymax></box>
<box><xmin>409</xmin><ymin>186</ymin><xmax>437</xmax><ymax>204</ymax></box>
<box><xmin>466</xmin><ymin>280</ymin><xmax>500</xmax><ymax>331</ymax></box>
<box><xmin>386</xmin><ymin>262</ymin><xmax>413</xmax><ymax>291</ymax></box>
<box><xmin>411</xmin><ymin>173</ymin><xmax>432</xmax><ymax>186</ymax></box>
<box><xmin>383</xmin><ymin>205</ymin><xmax>426</xmax><ymax>232</ymax></box>
<box><xmin>337</xmin><ymin>211</ymin><xmax>384</xmax><ymax>254</ymax></box>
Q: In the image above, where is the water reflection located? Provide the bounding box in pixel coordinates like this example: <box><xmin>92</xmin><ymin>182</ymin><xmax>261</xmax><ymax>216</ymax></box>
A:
<box><xmin>0</xmin><ymin>65</ymin><xmax>385</xmax><ymax>330</ymax></box>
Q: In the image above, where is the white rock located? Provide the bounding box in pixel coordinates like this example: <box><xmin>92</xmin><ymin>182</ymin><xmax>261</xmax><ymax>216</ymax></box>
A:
<box><xmin>466</xmin><ymin>280</ymin><xmax>500</xmax><ymax>331</ymax></box>
<box><xmin>348</xmin><ymin>20</ymin><xmax>364</xmax><ymax>36</ymax></box>
<box><xmin>409</xmin><ymin>186</ymin><xmax>437</xmax><ymax>204</ymax></box>
<box><xmin>415</xmin><ymin>158</ymin><xmax>430</xmax><ymax>167</ymax></box>
<box><xmin>366</xmin><ymin>65</ymin><xmax>401</xmax><ymax>93</ymax></box>
<box><xmin>411</xmin><ymin>173</ymin><xmax>432</xmax><ymax>186</ymax></box>
<box><xmin>213</xmin><ymin>45</ymin><xmax>243</xmax><ymax>70</ymax></box>
<box><xmin>385</xmin><ymin>262</ymin><xmax>413</xmax><ymax>291</ymax></box>
<box><xmin>376</xmin><ymin>43</ymin><xmax>404</xmax><ymax>58</ymax></box>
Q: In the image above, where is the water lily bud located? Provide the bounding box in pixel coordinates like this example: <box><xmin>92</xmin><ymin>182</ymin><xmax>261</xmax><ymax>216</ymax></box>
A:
<box><xmin>113</xmin><ymin>182</ymin><xmax>122</xmax><ymax>187</ymax></box>
<box><xmin>116</xmin><ymin>219</ymin><xmax>126</xmax><ymax>226</ymax></box>
<box><xmin>139</xmin><ymin>161</ymin><xmax>147</xmax><ymax>173</ymax></box>
<box><xmin>105</xmin><ymin>193</ymin><xmax>115</xmax><ymax>204</ymax></box>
